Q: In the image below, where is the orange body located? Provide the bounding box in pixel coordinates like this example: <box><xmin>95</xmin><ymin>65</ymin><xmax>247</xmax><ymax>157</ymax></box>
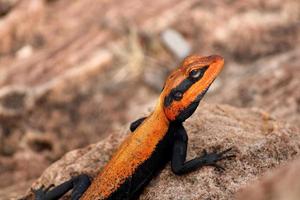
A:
<box><xmin>81</xmin><ymin>55</ymin><xmax>224</xmax><ymax>199</ymax></box>
<box><xmin>81</xmin><ymin>99</ymin><xmax>169</xmax><ymax>199</ymax></box>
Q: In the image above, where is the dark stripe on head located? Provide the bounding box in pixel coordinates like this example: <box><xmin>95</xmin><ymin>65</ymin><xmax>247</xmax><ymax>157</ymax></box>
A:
<box><xmin>163</xmin><ymin>66</ymin><xmax>209</xmax><ymax>107</ymax></box>
<box><xmin>175</xmin><ymin>83</ymin><xmax>212</xmax><ymax>122</ymax></box>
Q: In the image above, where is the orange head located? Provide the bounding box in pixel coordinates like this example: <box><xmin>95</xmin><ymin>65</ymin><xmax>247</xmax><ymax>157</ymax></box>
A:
<box><xmin>160</xmin><ymin>55</ymin><xmax>224</xmax><ymax>122</ymax></box>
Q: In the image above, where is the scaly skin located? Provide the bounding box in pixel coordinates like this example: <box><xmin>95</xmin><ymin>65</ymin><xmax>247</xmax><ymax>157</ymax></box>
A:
<box><xmin>34</xmin><ymin>55</ymin><xmax>235</xmax><ymax>200</ymax></box>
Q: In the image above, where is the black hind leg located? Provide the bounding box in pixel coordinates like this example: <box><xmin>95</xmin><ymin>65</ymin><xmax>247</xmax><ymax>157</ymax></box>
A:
<box><xmin>33</xmin><ymin>174</ymin><xmax>91</xmax><ymax>200</ymax></box>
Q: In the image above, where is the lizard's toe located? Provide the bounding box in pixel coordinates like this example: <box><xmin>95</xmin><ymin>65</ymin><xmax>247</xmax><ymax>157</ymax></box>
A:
<box><xmin>32</xmin><ymin>184</ymin><xmax>54</xmax><ymax>200</ymax></box>
<box><xmin>200</xmin><ymin>147</ymin><xmax>236</xmax><ymax>170</ymax></box>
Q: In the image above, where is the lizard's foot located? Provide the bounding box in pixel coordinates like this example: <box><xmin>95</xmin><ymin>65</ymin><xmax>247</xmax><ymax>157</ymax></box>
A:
<box><xmin>199</xmin><ymin>147</ymin><xmax>235</xmax><ymax>171</ymax></box>
<box><xmin>32</xmin><ymin>184</ymin><xmax>54</xmax><ymax>200</ymax></box>
<box><xmin>31</xmin><ymin>174</ymin><xmax>90</xmax><ymax>200</ymax></box>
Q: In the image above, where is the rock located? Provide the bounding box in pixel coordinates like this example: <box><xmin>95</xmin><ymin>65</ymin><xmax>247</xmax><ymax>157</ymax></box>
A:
<box><xmin>0</xmin><ymin>0</ymin><xmax>18</xmax><ymax>17</ymax></box>
<box><xmin>210</xmin><ymin>49</ymin><xmax>300</xmax><ymax>128</ymax></box>
<box><xmin>0</xmin><ymin>180</ymin><xmax>32</xmax><ymax>200</ymax></box>
<box><xmin>1</xmin><ymin>0</ymin><xmax>300</xmax><ymax>199</ymax></box>
<box><xmin>0</xmin><ymin>86</ymin><xmax>34</xmax><ymax>118</ymax></box>
<box><xmin>22</xmin><ymin>103</ymin><xmax>300</xmax><ymax>199</ymax></box>
<box><xmin>161</xmin><ymin>29</ymin><xmax>191</xmax><ymax>60</ymax></box>
<box><xmin>0</xmin><ymin>0</ymin><xmax>44</xmax><ymax>55</ymax></box>
<box><xmin>173</xmin><ymin>0</ymin><xmax>300</xmax><ymax>62</ymax></box>
<box><xmin>0</xmin><ymin>150</ymin><xmax>49</xmax><ymax>199</ymax></box>
<box><xmin>236</xmin><ymin>158</ymin><xmax>300</xmax><ymax>200</ymax></box>
<box><xmin>0</xmin><ymin>51</ymin><xmax>116</xmax><ymax>197</ymax></box>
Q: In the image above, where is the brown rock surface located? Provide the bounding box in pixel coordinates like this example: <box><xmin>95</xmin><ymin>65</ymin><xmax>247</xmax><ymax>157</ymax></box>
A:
<box><xmin>210</xmin><ymin>49</ymin><xmax>300</xmax><ymax>127</ymax></box>
<box><xmin>21</xmin><ymin>103</ymin><xmax>300</xmax><ymax>200</ymax></box>
<box><xmin>1</xmin><ymin>0</ymin><xmax>300</xmax><ymax>199</ymax></box>
<box><xmin>237</xmin><ymin>158</ymin><xmax>300</xmax><ymax>200</ymax></box>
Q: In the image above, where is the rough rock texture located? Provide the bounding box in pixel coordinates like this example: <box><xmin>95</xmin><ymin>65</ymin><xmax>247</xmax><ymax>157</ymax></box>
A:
<box><xmin>21</xmin><ymin>103</ymin><xmax>300</xmax><ymax>200</ymax></box>
<box><xmin>1</xmin><ymin>0</ymin><xmax>300</xmax><ymax>199</ymax></box>
<box><xmin>237</xmin><ymin>158</ymin><xmax>300</xmax><ymax>200</ymax></box>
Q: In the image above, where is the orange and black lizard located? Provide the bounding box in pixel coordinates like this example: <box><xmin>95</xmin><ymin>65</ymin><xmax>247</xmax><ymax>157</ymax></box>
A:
<box><xmin>34</xmin><ymin>55</ymin><xmax>234</xmax><ymax>200</ymax></box>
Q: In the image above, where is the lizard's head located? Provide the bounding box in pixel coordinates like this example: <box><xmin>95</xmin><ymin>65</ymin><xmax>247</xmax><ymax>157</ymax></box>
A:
<box><xmin>160</xmin><ymin>55</ymin><xmax>224</xmax><ymax>122</ymax></box>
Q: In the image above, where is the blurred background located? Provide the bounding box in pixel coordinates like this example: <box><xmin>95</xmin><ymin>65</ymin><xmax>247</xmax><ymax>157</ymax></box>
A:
<box><xmin>0</xmin><ymin>0</ymin><xmax>299</xmax><ymax>199</ymax></box>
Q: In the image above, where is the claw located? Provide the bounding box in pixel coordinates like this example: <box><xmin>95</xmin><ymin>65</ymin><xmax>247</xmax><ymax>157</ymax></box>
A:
<box><xmin>32</xmin><ymin>184</ymin><xmax>55</xmax><ymax>200</ymax></box>
<box><xmin>223</xmin><ymin>154</ymin><xmax>236</xmax><ymax>159</ymax></box>
<box><xmin>44</xmin><ymin>184</ymin><xmax>55</xmax><ymax>192</ymax></box>
<box><xmin>210</xmin><ymin>163</ymin><xmax>225</xmax><ymax>171</ymax></box>
<box><xmin>218</xmin><ymin>147</ymin><xmax>233</xmax><ymax>156</ymax></box>
<box><xmin>216</xmin><ymin>154</ymin><xmax>236</xmax><ymax>162</ymax></box>
<box><xmin>199</xmin><ymin>147</ymin><xmax>235</xmax><ymax>171</ymax></box>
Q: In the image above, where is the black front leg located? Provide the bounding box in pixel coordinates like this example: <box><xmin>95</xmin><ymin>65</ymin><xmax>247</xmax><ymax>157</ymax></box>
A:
<box><xmin>129</xmin><ymin>117</ymin><xmax>147</xmax><ymax>132</ymax></box>
<box><xmin>171</xmin><ymin>123</ymin><xmax>235</xmax><ymax>175</ymax></box>
<box><xmin>33</xmin><ymin>174</ymin><xmax>91</xmax><ymax>200</ymax></box>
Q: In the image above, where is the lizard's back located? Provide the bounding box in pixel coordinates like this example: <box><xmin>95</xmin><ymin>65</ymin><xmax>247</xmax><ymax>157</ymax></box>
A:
<box><xmin>81</xmin><ymin>108</ymin><xmax>171</xmax><ymax>200</ymax></box>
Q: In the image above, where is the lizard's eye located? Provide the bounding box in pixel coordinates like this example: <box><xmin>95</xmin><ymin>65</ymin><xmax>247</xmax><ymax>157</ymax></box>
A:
<box><xmin>189</xmin><ymin>66</ymin><xmax>209</xmax><ymax>80</ymax></box>
<box><xmin>173</xmin><ymin>90</ymin><xmax>183</xmax><ymax>101</ymax></box>
<box><xmin>189</xmin><ymin>69</ymin><xmax>201</xmax><ymax>79</ymax></box>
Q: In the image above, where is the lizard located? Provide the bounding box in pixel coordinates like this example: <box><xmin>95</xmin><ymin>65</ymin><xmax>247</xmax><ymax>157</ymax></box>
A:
<box><xmin>33</xmin><ymin>54</ymin><xmax>234</xmax><ymax>200</ymax></box>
